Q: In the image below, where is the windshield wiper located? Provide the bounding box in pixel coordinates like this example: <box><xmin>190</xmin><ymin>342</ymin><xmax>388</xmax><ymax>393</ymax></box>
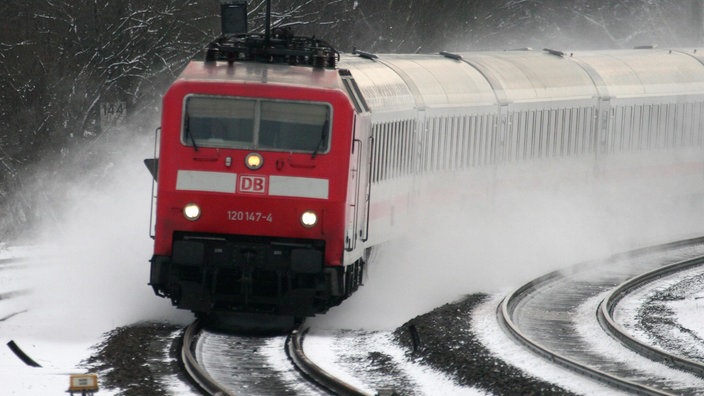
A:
<box><xmin>184</xmin><ymin>114</ymin><xmax>199</xmax><ymax>152</ymax></box>
<box><xmin>311</xmin><ymin>118</ymin><xmax>329</xmax><ymax>159</ymax></box>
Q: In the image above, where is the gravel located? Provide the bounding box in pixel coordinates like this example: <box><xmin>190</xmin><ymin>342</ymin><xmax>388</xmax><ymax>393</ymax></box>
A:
<box><xmin>394</xmin><ymin>294</ymin><xmax>577</xmax><ymax>396</ymax></box>
<box><xmin>81</xmin><ymin>322</ymin><xmax>197</xmax><ymax>396</ymax></box>
<box><xmin>636</xmin><ymin>271</ymin><xmax>704</xmax><ymax>361</ymax></box>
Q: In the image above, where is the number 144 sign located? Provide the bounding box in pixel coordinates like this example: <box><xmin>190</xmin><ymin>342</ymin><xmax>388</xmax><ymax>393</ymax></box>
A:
<box><xmin>100</xmin><ymin>101</ymin><xmax>126</xmax><ymax>130</ymax></box>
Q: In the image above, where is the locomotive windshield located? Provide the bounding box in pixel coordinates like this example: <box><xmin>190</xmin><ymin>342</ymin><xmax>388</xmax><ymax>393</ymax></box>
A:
<box><xmin>183</xmin><ymin>96</ymin><xmax>331</xmax><ymax>153</ymax></box>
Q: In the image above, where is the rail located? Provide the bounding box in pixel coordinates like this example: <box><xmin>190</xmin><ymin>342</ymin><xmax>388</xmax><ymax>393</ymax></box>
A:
<box><xmin>181</xmin><ymin>321</ymin><xmax>377</xmax><ymax>395</ymax></box>
<box><xmin>180</xmin><ymin>321</ymin><xmax>235</xmax><ymax>396</ymax></box>
<box><xmin>597</xmin><ymin>255</ymin><xmax>704</xmax><ymax>377</ymax></box>
<box><xmin>497</xmin><ymin>237</ymin><xmax>704</xmax><ymax>396</ymax></box>
<box><xmin>287</xmin><ymin>327</ymin><xmax>373</xmax><ymax>396</ymax></box>
<box><xmin>498</xmin><ymin>283</ymin><xmax>670</xmax><ymax>395</ymax></box>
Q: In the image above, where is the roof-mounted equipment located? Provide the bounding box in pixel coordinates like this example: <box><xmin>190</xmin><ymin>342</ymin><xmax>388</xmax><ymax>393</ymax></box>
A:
<box><xmin>543</xmin><ymin>48</ymin><xmax>566</xmax><ymax>57</ymax></box>
<box><xmin>205</xmin><ymin>0</ymin><xmax>339</xmax><ymax>69</ymax></box>
<box><xmin>221</xmin><ymin>0</ymin><xmax>248</xmax><ymax>35</ymax></box>
<box><xmin>352</xmin><ymin>48</ymin><xmax>378</xmax><ymax>60</ymax></box>
<box><xmin>634</xmin><ymin>45</ymin><xmax>658</xmax><ymax>50</ymax></box>
<box><xmin>440</xmin><ymin>51</ymin><xmax>463</xmax><ymax>61</ymax></box>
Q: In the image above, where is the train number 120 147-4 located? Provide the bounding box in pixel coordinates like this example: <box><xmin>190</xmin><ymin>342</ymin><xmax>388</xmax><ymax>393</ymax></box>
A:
<box><xmin>227</xmin><ymin>210</ymin><xmax>273</xmax><ymax>223</ymax></box>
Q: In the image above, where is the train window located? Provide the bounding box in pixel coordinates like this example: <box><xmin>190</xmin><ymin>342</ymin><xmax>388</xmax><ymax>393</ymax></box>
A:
<box><xmin>259</xmin><ymin>101</ymin><xmax>329</xmax><ymax>152</ymax></box>
<box><xmin>183</xmin><ymin>96</ymin><xmax>331</xmax><ymax>153</ymax></box>
<box><xmin>185</xmin><ymin>97</ymin><xmax>255</xmax><ymax>145</ymax></box>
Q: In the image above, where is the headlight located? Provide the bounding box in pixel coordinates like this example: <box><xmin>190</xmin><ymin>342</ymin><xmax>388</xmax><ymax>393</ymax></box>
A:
<box><xmin>245</xmin><ymin>152</ymin><xmax>264</xmax><ymax>170</ymax></box>
<box><xmin>301</xmin><ymin>210</ymin><xmax>318</xmax><ymax>228</ymax></box>
<box><xmin>183</xmin><ymin>203</ymin><xmax>201</xmax><ymax>221</ymax></box>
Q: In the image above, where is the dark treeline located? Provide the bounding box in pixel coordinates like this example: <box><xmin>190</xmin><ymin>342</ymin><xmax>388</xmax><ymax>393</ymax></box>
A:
<box><xmin>298</xmin><ymin>0</ymin><xmax>704</xmax><ymax>52</ymax></box>
<box><xmin>0</xmin><ymin>1</ymin><xmax>218</xmax><ymax>167</ymax></box>
<box><xmin>0</xmin><ymin>0</ymin><xmax>703</xmax><ymax>237</ymax></box>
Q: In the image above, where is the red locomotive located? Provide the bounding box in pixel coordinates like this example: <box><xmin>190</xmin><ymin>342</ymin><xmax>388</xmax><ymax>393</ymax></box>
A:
<box><xmin>147</xmin><ymin>1</ymin><xmax>704</xmax><ymax>329</ymax></box>
<box><xmin>147</xmin><ymin>2</ymin><xmax>369</xmax><ymax>329</ymax></box>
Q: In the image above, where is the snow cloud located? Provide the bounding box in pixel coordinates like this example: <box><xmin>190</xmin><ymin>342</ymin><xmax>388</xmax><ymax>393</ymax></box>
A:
<box><xmin>23</xmin><ymin>118</ymin><xmax>191</xmax><ymax>340</ymax></box>
<box><xmin>315</xmin><ymin>150</ymin><xmax>704</xmax><ymax>330</ymax></box>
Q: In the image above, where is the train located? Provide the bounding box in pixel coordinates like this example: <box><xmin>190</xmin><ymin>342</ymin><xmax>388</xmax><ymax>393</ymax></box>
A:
<box><xmin>146</xmin><ymin>1</ymin><xmax>704</xmax><ymax>330</ymax></box>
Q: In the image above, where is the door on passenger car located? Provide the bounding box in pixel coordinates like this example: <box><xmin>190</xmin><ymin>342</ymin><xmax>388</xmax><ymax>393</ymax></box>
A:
<box><xmin>345</xmin><ymin>113</ymin><xmax>372</xmax><ymax>251</ymax></box>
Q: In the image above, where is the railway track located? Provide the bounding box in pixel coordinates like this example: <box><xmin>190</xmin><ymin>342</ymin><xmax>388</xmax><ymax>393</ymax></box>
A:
<box><xmin>180</xmin><ymin>322</ymin><xmax>231</xmax><ymax>396</ymax></box>
<box><xmin>180</xmin><ymin>321</ymin><xmax>374</xmax><ymax>395</ymax></box>
<box><xmin>499</xmin><ymin>237</ymin><xmax>704</xmax><ymax>395</ymax></box>
<box><xmin>598</xmin><ymin>255</ymin><xmax>704</xmax><ymax>378</ymax></box>
<box><xmin>287</xmin><ymin>328</ymin><xmax>374</xmax><ymax>396</ymax></box>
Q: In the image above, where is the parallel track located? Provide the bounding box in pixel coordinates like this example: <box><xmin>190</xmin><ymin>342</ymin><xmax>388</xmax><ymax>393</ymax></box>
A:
<box><xmin>598</xmin><ymin>255</ymin><xmax>704</xmax><ymax>377</ymax></box>
<box><xmin>498</xmin><ymin>237</ymin><xmax>704</xmax><ymax>395</ymax></box>
<box><xmin>181</xmin><ymin>322</ymin><xmax>372</xmax><ymax>395</ymax></box>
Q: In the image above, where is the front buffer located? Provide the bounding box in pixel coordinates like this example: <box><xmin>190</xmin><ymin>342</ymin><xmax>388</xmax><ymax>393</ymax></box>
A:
<box><xmin>150</xmin><ymin>230</ymin><xmax>345</xmax><ymax>331</ymax></box>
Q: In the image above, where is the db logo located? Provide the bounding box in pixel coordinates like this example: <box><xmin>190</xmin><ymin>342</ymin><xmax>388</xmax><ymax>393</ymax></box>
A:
<box><xmin>238</xmin><ymin>175</ymin><xmax>268</xmax><ymax>194</ymax></box>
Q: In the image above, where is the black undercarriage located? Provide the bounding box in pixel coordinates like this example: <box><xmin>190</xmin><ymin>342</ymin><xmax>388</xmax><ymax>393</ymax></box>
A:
<box><xmin>150</xmin><ymin>232</ymin><xmax>364</xmax><ymax>331</ymax></box>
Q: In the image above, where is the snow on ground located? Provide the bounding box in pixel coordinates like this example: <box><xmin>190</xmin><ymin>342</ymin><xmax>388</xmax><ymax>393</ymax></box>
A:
<box><xmin>615</xmin><ymin>263</ymin><xmax>704</xmax><ymax>358</ymax></box>
<box><xmin>0</xmin><ymin>245</ymin><xmax>192</xmax><ymax>395</ymax></box>
<box><xmin>0</xmin><ymin>131</ymin><xmax>193</xmax><ymax>394</ymax></box>
<box><xmin>576</xmin><ymin>292</ymin><xmax>704</xmax><ymax>388</ymax></box>
<box><xmin>0</xmin><ymin>247</ymin><xmax>116</xmax><ymax>395</ymax></box>
<box><xmin>303</xmin><ymin>329</ymin><xmax>485</xmax><ymax>395</ymax></box>
<box><xmin>671</xmin><ymin>289</ymin><xmax>704</xmax><ymax>341</ymax></box>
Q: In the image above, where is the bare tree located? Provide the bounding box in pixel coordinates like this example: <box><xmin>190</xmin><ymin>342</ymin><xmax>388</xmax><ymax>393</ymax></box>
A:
<box><xmin>1</xmin><ymin>0</ymin><xmax>703</xmax><ymax>239</ymax></box>
<box><xmin>0</xmin><ymin>0</ymin><xmax>220</xmax><ymax>236</ymax></box>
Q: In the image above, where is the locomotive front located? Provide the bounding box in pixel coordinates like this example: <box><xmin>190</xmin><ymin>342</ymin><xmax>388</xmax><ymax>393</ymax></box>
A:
<box><xmin>148</xmin><ymin>60</ymin><xmax>355</xmax><ymax>328</ymax></box>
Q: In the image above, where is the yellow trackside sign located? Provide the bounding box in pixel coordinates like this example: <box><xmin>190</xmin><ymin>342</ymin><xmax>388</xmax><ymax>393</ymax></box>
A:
<box><xmin>68</xmin><ymin>374</ymin><xmax>99</xmax><ymax>392</ymax></box>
